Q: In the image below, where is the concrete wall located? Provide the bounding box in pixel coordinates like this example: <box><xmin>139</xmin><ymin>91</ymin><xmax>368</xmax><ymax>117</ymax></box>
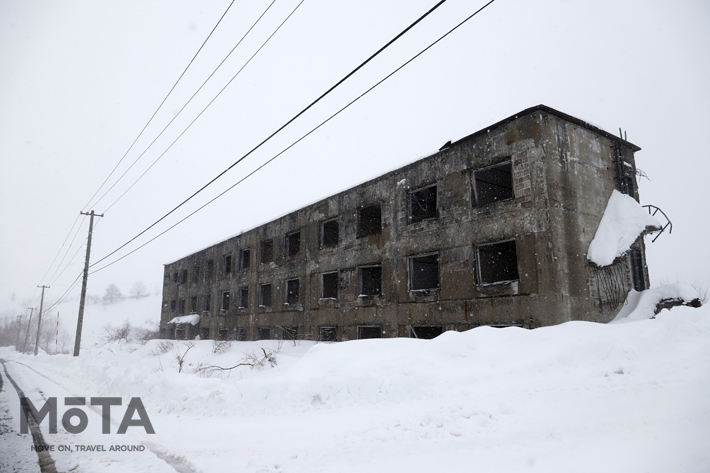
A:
<box><xmin>160</xmin><ymin>106</ymin><xmax>645</xmax><ymax>341</ymax></box>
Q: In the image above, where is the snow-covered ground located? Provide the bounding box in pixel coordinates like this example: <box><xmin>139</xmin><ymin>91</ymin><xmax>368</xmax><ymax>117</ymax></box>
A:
<box><xmin>1</xmin><ymin>292</ymin><xmax>709</xmax><ymax>472</ymax></box>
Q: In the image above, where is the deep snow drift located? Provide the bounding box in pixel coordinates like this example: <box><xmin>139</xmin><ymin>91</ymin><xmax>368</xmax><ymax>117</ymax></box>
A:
<box><xmin>1</xmin><ymin>293</ymin><xmax>708</xmax><ymax>472</ymax></box>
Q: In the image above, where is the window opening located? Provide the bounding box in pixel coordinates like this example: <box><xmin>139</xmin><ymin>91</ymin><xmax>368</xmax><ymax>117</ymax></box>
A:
<box><xmin>190</xmin><ymin>296</ymin><xmax>197</xmax><ymax>313</ymax></box>
<box><xmin>319</xmin><ymin>326</ymin><xmax>337</xmax><ymax>342</ymax></box>
<box><xmin>192</xmin><ymin>264</ymin><xmax>200</xmax><ymax>284</ymax></box>
<box><xmin>286</xmin><ymin>279</ymin><xmax>300</xmax><ymax>305</ymax></box>
<box><xmin>170</xmin><ymin>300</ymin><xmax>176</xmax><ymax>312</ymax></box>
<box><xmin>200</xmin><ymin>327</ymin><xmax>210</xmax><ymax>340</ymax></box>
<box><xmin>205</xmin><ymin>260</ymin><xmax>214</xmax><ymax>283</ymax></box>
<box><xmin>218</xmin><ymin>329</ymin><xmax>227</xmax><ymax>341</ymax></box>
<box><xmin>359</xmin><ymin>265</ymin><xmax>382</xmax><ymax>296</ymax></box>
<box><xmin>286</xmin><ymin>231</ymin><xmax>301</xmax><ymax>257</ymax></box>
<box><xmin>172</xmin><ymin>272</ymin><xmax>178</xmax><ymax>283</ymax></box>
<box><xmin>321</xmin><ymin>218</ymin><xmax>339</xmax><ymax>248</ymax></box>
<box><xmin>223</xmin><ymin>254</ymin><xmax>232</xmax><ymax>274</ymax></box>
<box><xmin>261</xmin><ymin>240</ymin><xmax>273</xmax><ymax>263</ymax></box>
<box><xmin>409</xmin><ymin>185</ymin><xmax>437</xmax><ymax>223</ymax></box>
<box><xmin>473</xmin><ymin>160</ymin><xmax>513</xmax><ymax>207</ymax></box>
<box><xmin>180</xmin><ymin>270</ymin><xmax>187</xmax><ymax>285</ymax></box>
<box><xmin>320</xmin><ymin>272</ymin><xmax>338</xmax><ymax>299</ymax></box>
<box><xmin>221</xmin><ymin>291</ymin><xmax>230</xmax><ymax>312</ymax></box>
<box><xmin>179</xmin><ymin>299</ymin><xmax>185</xmax><ymax>314</ymax></box>
<box><xmin>475</xmin><ymin>240</ymin><xmax>519</xmax><ymax>285</ymax></box>
<box><xmin>357</xmin><ymin>205</ymin><xmax>382</xmax><ymax>238</ymax></box>
<box><xmin>235</xmin><ymin>327</ymin><xmax>247</xmax><ymax>341</ymax></box>
<box><xmin>358</xmin><ymin>326</ymin><xmax>382</xmax><ymax>339</ymax></box>
<box><xmin>409</xmin><ymin>254</ymin><xmax>440</xmax><ymax>291</ymax></box>
<box><xmin>258</xmin><ymin>327</ymin><xmax>271</xmax><ymax>340</ymax></box>
<box><xmin>239</xmin><ymin>287</ymin><xmax>249</xmax><ymax>309</ymax></box>
<box><xmin>202</xmin><ymin>294</ymin><xmax>211</xmax><ymax>312</ymax></box>
<box><xmin>241</xmin><ymin>249</ymin><xmax>251</xmax><ymax>270</ymax></box>
<box><xmin>410</xmin><ymin>326</ymin><xmax>443</xmax><ymax>339</ymax></box>
<box><xmin>259</xmin><ymin>284</ymin><xmax>272</xmax><ymax>307</ymax></box>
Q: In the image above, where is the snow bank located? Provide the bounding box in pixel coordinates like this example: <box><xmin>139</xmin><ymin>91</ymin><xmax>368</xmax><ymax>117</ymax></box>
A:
<box><xmin>587</xmin><ymin>190</ymin><xmax>662</xmax><ymax>266</ymax></box>
<box><xmin>166</xmin><ymin>314</ymin><xmax>200</xmax><ymax>325</ymax></box>
<box><xmin>613</xmin><ymin>283</ymin><xmax>701</xmax><ymax>322</ymax></box>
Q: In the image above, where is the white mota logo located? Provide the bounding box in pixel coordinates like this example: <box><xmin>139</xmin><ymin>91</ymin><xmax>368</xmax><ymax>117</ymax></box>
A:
<box><xmin>21</xmin><ymin>397</ymin><xmax>155</xmax><ymax>434</ymax></box>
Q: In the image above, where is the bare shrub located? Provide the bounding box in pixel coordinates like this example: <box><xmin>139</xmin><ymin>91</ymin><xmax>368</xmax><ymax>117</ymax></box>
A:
<box><xmin>197</xmin><ymin>346</ymin><xmax>278</xmax><ymax>377</ymax></box>
<box><xmin>174</xmin><ymin>342</ymin><xmax>195</xmax><ymax>373</ymax></box>
<box><xmin>149</xmin><ymin>339</ymin><xmax>174</xmax><ymax>356</ymax></box>
<box><xmin>212</xmin><ymin>339</ymin><xmax>231</xmax><ymax>354</ymax></box>
<box><xmin>103</xmin><ymin>321</ymin><xmax>131</xmax><ymax>343</ymax></box>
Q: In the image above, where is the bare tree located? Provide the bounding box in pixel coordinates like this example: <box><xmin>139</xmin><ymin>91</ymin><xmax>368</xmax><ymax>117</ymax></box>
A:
<box><xmin>129</xmin><ymin>281</ymin><xmax>148</xmax><ymax>299</ymax></box>
<box><xmin>102</xmin><ymin>284</ymin><xmax>124</xmax><ymax>304</ymax></box>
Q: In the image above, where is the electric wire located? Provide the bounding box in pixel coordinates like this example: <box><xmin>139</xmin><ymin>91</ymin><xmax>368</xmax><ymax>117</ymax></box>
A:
<box><xmin>42</xmin><ymin>272</ymin><xmax>83</xmax><ymax>315</ymax></box>
<box><xmin>90</xmin><ymin>0</ymin><xmax>448</xmax><ymax>268</ymax></box>
<box><xmin>82</xmin><ymin>0</ymin><xmax>239</xmax><ymax>212</ymax></box>
<box><xmin>89</xmin><ymin>0</ymin><xmax>498</xmax><ymax>273</ymax></box>
<box><xmin>91</xmin><ymin>0</ymin><xmax>278</xmax><ymax>211</ymax></box>
<box><xmin>37</xmin><ymin>213</ymin><xmax>81</xmax><ymax>286</ymax></box>
<box><xmin>44</xmin><ymin>217</ymin><xmax>86</xmax><ymax>286</ymax></box>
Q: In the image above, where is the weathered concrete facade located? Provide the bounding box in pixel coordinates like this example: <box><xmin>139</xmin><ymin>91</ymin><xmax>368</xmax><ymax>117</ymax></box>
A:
<box><xmin>160</xmin><ymin>105</ymin><xmax>649</xmax><ymax>341</ymax></box>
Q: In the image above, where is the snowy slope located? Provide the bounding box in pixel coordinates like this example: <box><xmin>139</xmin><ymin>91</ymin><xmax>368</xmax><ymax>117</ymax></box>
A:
<box><xmin>1</xmin><ymin>301</ymin><xmax>708</xmax><ymax>472</ymax></box>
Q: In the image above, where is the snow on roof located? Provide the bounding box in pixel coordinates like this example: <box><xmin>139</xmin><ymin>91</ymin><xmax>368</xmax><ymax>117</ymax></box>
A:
<box><xmin>587</xmin><ymin>190</ymin><xmax>662</xmax><ymax>266</ymax></box>
<box><xmin>612</xmin><ymin>283</ymin><xmax>700</xmax><ymax>322</ymax></box>
<box><xmin>167</xmin><ymin>314</ymin><xmax>200</xmax><ymax>325</ymax></box>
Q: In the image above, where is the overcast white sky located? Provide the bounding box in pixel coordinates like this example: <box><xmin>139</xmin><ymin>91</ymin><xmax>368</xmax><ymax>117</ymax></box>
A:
<box><xmin>1</xmin><ymin>0</ymin><xmax>708</xmax><ymax>315</ymax></box>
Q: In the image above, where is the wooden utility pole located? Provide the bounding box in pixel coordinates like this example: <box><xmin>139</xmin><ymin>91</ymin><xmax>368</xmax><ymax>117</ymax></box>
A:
<box><xmin>34</xmin><ymin>286</ymin><xmax>49</xmax><ymax>356</ymax></box>
<box><xmin>74</xmin><ymin>210</ymin><xmax>103</xmax><ymax>357</ymax></box>
<box><xmin>21</xmin><ymin>307</ymin><xmax>35</xmax><ymax>353</ymax></box>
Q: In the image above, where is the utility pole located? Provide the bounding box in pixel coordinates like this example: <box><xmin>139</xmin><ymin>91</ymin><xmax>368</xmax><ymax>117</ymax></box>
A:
<box><xmin>74</xmin><ymin>210</ymin><xmax>103</xmax><ymax>357</ymax></box>
<box><xmin>15</xmin><ymin>314</ymin><xmax>23</xmax><ymax>348</ymax></box>
<box><xmin>34</xmin><ymin>286</ymin><xmax>49</xmax><ymax>356</ymax></box>
<box><xmin>21</xmin><ymin>307</ymin><xmax>35</xmax><ymax>353</ymax></box>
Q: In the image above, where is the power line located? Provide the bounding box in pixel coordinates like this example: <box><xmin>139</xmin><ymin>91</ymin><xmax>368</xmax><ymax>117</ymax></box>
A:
<box><xmin>90</xmin><ymin>0</ymin><xmax>278</xmax><ymax>212</ymax></box>
<box><xmin>90</xmin><ymin>0</ymin><xmax>498</xmax><ymax>273</ymax></box>
<box><xmin>37</xmin><ymin>213</ymin><xmax>81</xmax><ymax>286</ymax></box>
<box><xmin>90</xmin><ymin>0</ymin><xmax>448</xmax><ymax>268</ymax></box>
<box><xmin>82</xmin><ymin>0</ymin><xmax>239</xmax><ymax>212</ymax></box>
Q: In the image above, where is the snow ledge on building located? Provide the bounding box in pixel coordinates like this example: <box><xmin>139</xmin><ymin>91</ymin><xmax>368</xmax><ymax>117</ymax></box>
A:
<box><xmin>612</xmin><ymin>283</ymin><xmax>702</xmax><ymax>322</ymax></box>
<box><xmin>167</xmin><ymin>314</ymin><xmax>200</xmax><ymax>325</ymax></box>
<box><xmin>587</xmin><ymin>190</ymin><xmax>662</xmax><ymax>267</ymax></box>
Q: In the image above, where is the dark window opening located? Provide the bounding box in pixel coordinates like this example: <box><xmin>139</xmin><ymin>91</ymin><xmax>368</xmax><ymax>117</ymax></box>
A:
<box><xmin>221</xmin><ymin>291</ymin><xmax>230</xmax><ymax>312</ymax></box>
<box><xmin>409</xmin><ymin>185</ymin><xmax>437</xmax><ymax>223</ymax></box>
<box><xmin>321</xmin><ymin>272</ymin><xmax>338</xmax><ymax>299</ymax></box>
<box><xmin>261</xmin><ymin>240</ymin><xmax>273</xmax><ymax>263</ymax></box>
<box><xmin>282</xmin><ymin>326</ymin><xmax>298</xmax><ymax>341</ymax></box>
<box><xmin>410</xmin><ymin>254</ymin><xmax>440</xmax><ymax>291</ymax></box>
<box><xmin>200</xmin><ymin>327</ymin><xmax>210</xmax><ymax>340</ymax></box>
<box><xmin>178</xmin><ymin>299</ymin><xmax>185</xmax><ymax>314</ymax></box>
<box><xmin>630</xmin><ymin>246</ymin><xmax>646</xmax><ymax>291</ymax></box>
<box><xmin>473</xmin><ymin>160</ymin><xmax>513</xmax><ymax>207</ymax></box>
<box><xmin>410</xmin><ymin>326</ymin><xmax>443</xmax><ymax>339</ymax></box>
<box><xmin>358</xmin><ymin>326</ymin><xmax>382</xmax><ymax>339</ymax></box>
<box><xmin>357</xmin><ymin>205</ymin><xmax>382</xmax><ymax>238</ymax></box>
<box><xmin>180</xmin><ymin>270</ymin><xmax>188</xmax><ymax>285</ymax></box>
<box><xmin>258</xmin><ymin>327</ymin><xmax>271</xmax><ymax>340</ymax></box>
<box><xmin>235</xmin><ymin>327</ymin><xmax>247</xmax><ymax>341</ymax></box>
<box><xmin>286</xmin><ymin>279</ymin><xmax>300</xmax><ymax>305</ymax></box>
<box><xmin>172</xmin><ymin>272</ymin><xmax>178</xmax><ymax>283</ymax></box>
<box><xmin>170</xmin><ymin>300</ymin><xmax>176</xmax><ymax>312</ymax></box>
<box><xmin>190</xmin><ymin>296</ymin><xmax>197</xmax><ymax>313</ymax></box>
<box><xmin>259</xmin><ymin>284</ymin><xmax>272</xmax><ymax>307</ymax></box>
<box><xmin>218</xmin><ymin>329</ymin><xmax>228</xmax><ymax>341</ymax></box>
<box><xmin>476</xmin><ymin>240</ymin><xmax>519</xmax><ymax>285</ymax></box>
<box><xmin>321</xmin><ymin>219</ymin><xmax>339</xmax><ymax>248</ymax></box>
<box><xmin>175</xmin><ymin>328</ymin><xmax>186</xmax><ymax>340</ymax></box>
<box><xmin>319</xmin><ymin>326</ymin><xmax>337</xmax><ymax>342</ymax></box>
<box><xmin>239</xmin><ymin>287</ymin><xmax>249</xmax><ymax>309</ymax></box>
<box><xmin>224</xmin><ymin>254</ymin><xmax>232</xmax><ymax>274</ymax></box>
<box><xmin>359</xmin><ymin>265</ymin><xmax>382</xmax><ymax>296</ymax></box>
<box><xmin>241</xmin><ymin>249</ymin><xmax>251</xmax><ymax>270</ymax></box>
<box><xmin>192</xmin><ymin>265</ymin><xmax>200</xmax><ymax>284</ymax></box>
<box><xmin>286</xmin><ymin>231</ymin><xmax>301</xmax><ymax>257</ymax></box>
<box><xmin>205</xmin><ymin>260</ymin><xmax>214</xmax><ymax>283</ymax></box>
<box><xmin>202</xmin><ymin>294</ymin><xmax>211</xmax><ymax>312</ymax></box>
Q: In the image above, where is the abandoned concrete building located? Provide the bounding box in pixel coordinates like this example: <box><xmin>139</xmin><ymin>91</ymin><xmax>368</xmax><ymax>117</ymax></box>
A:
<box><xmin>159</xmin><ymin>104</ymin><xmax>657</xmax><ymax>342</ymax></box>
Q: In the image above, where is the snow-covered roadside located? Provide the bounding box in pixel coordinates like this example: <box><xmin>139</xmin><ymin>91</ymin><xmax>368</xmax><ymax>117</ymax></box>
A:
<box><xmin>1</xmin><ymin>302</ymin><xmax>709</xmax><ymax>472</ymax></box>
